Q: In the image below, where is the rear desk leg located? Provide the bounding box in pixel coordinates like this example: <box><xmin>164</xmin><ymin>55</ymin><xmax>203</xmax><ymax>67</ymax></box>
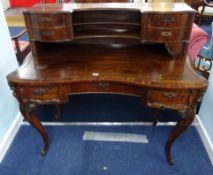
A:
<box><xmin>20</xmin><ymin>102</ymin><xmax>49</xmax><ymax>156</ymax></box>
<box><xmin>55</xmin><ymin>104</ymin><xmax>62</xmax><ymax>120</ymax></box>
<box><xmin>153</xmin><ymin>109</ymin><xmax>160</xmax><ymax>126</ymax></box>
<box><xmin>166</xmin><ymin>109</ymin><xmax>195</xmax><ymax>165</ymax></box>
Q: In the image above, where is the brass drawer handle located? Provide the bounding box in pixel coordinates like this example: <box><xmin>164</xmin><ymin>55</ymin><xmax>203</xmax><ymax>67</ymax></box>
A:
<box><xmin>162</xmin><ymin>17</ymin><xmax>175</xmax><ymax>23</ymax></box>
<box><xmin>34</xmin><ymin>89</ymin><xmax>46</xmax><ymax>95</ymax></box>
<box><xmin>42</xmin><ymin>31</ymin><xmax>54</xmax><ymax>36</ymax></box>
<box><xmin>40</xmin><ymin>16</ymin><xmax>52</xmax><ymax>22</ymax></box>
<box><xmin>163</xmin><ymin>92</ymin><xmax>178</xmax><ymax>99</ymax></box>
<box><xmin>161</xmin><ymin>32</ymin><xmax>172</xmax><ymax>37</ymax></box>
<box><xmin>98</xmin><ymin>82</ymin><xmax>110</xmax><ymax>88</ymax></box>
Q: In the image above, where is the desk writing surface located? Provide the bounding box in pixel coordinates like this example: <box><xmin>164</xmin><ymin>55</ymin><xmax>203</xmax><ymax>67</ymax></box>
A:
<box><xmin>8</xmin><ymin>44</ymin><xmax>207</xmax><ymax>89</ymax></box>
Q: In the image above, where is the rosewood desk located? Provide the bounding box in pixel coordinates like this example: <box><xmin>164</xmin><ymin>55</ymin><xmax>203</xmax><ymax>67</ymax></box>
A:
<box><xmin>7</xmin><ymin>3</ymin><xmax>208</xmax><ymax>165</ymax></box>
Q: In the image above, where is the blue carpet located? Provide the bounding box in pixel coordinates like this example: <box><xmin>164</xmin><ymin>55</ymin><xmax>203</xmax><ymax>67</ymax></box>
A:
<box><xmin>0</xmin><ymin>125</ymin><xmax>212</xmax><ymax>175</ymax></box>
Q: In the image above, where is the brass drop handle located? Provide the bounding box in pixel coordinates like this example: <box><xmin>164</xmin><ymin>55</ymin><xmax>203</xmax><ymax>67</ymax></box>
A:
<box><xmin>163</xmin><ymin>92</ymin><xmax>178</xmax><ymax>99</ymax></box>
<box><xmin>34</xmin><ymin>88</ymin><xmax>46</xmax><ymax>95</ymax></box>
<box><xmin>161</xmin><ymin>32</ymin><xmax>172</xmax><ymax>37</ymax></box>
<box><xmin>42</xmin><ymin>31</ymin><xmax>54</xmax><ymax>36</ymax></box>
<box><xmin>162</xmin><ymin>17</ymin><xmax>175</xmax><ymax>23</ymax></box>
<box><xmin>98</xmin><ymin>82</ymin><xmax>110</xmax><ymax>88</ymax></box>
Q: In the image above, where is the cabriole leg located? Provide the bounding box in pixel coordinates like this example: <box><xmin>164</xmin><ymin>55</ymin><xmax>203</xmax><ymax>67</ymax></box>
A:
<box><xmin>166</xmin><ymin>109</ymin><xmax>195</xmax><ymax>165</ymax></box>
<box><xmin>20</xmin><ymin>102</ymin><xmax>49</xmax><ymax>156</ymax></box>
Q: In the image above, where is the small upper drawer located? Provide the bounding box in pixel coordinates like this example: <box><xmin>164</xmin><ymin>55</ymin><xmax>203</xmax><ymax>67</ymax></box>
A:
<box><xmin>146</xmin><ymin>27</ymin><xmax>185</xmax><ymax>42</ymax></box>
<box><xmin>29</xmin><ymin>13</ymin><xmax>67</xmax><ymax>27</ymax></box>
<box><xmin>147</xmin><ymin>14</ymin><xmax>188</xmax><ymax>27</ymax></box>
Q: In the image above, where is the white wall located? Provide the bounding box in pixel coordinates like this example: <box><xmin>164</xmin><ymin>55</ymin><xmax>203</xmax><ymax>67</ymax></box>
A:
<box><xmin>199</xmin><ymin>68</ymin><xmax>213</xmax><ymax>142</ymax></box>
<box><xmin>1</xmin><ymin>0</ymin><xmax>10</xmax><ymax>11</ymax></box>
<box><xmin>0</xmin><ymin>1</ymin><xmax>18</xmax><ymax>147</ymax></box>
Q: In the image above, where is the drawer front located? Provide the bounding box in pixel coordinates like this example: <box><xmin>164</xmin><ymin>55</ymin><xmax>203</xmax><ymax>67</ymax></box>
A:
<box><xmin>146</xmin><ymin>27</ymin><xmax>185</xmax><ymax>42</ymax></box>
<box><xmin>69</xmin><ymin>82</ymin><xmax>144</xmax><ymax>96</ymax></box>
<box><xmin>30</xmin><ymin>13</ymin><xmax>67</xmax><ymax>27</ymax></box>
<box><xmin>20</xmin><ymin>87</ymin><xmax>61</xmax><ymax>103</ymax></box>
<box><xmin>148</xmin><ymin>14</ymin><xmax>188</xmax><ymax>27</ymax></box>
<box><xmin>146</xmin><ymin>89</ymin><xmax>190</xmax><ymax>110</ymax></box>
<box><xmin>24</xmin><ymin>12</ymin><xmax>73</xmax><ymax>41</ymax></box>
<box><xmin>32</xmin><ymin>26</ymin><xmax>69</xmax><ymax>41</ymax></box>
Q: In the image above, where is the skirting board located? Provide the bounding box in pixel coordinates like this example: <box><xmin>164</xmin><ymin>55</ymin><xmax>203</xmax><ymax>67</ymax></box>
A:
<box><xmin>195</xmin><ymin>115</ymin><xmax>213</xmax><ymax>166</ymax></box>
<box><xmin>0</xmin><ymin>112</ymin><xmax>23</xmax><ymax>163</ymax></box>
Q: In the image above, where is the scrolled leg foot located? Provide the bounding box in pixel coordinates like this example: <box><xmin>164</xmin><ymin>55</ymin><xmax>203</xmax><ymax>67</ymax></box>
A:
<box><xmin>40</xmin><ymin>148</ymin><xmax>47</xmax><ymax>156</ymax></box>
<box><xmin>168</xmin><ymin>159</ymin><xmax>175</xmax><ymax>166</ymax></box>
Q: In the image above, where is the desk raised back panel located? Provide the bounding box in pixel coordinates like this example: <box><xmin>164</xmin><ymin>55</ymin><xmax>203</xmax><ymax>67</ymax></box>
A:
<box><xmin>23</xmin><ymin>3</ymin><xmax>195</xmax><ymax>65</ymax></box>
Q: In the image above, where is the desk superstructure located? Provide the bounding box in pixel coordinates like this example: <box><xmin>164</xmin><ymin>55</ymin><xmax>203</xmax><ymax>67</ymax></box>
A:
<box><xmin>7</xmin><ymin>3</ymin><xmax>208</xmax><ymax>165</ymax></box>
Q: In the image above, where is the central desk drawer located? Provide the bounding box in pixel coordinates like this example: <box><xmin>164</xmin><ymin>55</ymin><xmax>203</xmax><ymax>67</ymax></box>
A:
<box><xmin>69</xmin><ymin>82</ymin><xmax>144</xmax><ymax>96</ymax></box>
<box><xmin>146</xmin><ymin>89</ymin><xmax>190</xmax><ymax>110</ymax></box>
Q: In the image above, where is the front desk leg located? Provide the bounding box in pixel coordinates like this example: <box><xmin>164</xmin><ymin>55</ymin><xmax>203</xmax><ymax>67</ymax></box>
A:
<box><xmin>20</xmin><ymin>102</ymin><xmax>49</xmax><ymax>156</ymax></box>
<box><xmin>166</xmin><ymin>109</ymin><xmax>195</xmax><ymax>165</ymax></box>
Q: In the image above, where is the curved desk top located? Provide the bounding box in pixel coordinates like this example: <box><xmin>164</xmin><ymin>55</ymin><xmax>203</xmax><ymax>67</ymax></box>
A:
<box><xmin>7</xmin><ymin>44</ymin><xmax>207</xmax><ymax>90</ymax></box>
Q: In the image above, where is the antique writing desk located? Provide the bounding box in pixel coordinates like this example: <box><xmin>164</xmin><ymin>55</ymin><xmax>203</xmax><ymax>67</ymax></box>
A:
<box><xmin>7</xmin><ymin>3</ymin><xmax>208</xmax><ymax>165</ymax></box>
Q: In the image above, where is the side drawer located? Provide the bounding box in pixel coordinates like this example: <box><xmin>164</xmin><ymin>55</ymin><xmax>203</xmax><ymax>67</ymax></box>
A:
<box><xmin>147</xmin><ymin>14</ymin><xmax>188</xmax><ymax>27</ymax></box>
<box><xmin>146</xmin><ymin>27</ymin><xmax>185</xmax><ymax>42</ymax></box>
<box><xmin>146</xmin><ymin>89</ymin><xmax>191</xmax><ymax>110</ymax></box>
<box><xmin>20</xmin><ymin>86</ymin><xmax>62</xmax><ymax>103</ymax></box>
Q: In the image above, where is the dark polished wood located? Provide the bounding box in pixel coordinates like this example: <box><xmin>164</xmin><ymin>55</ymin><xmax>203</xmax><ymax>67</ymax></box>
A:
<box><xmin>7</xmin><ymin>2</ymin><xmax>208</xmax><ymax>165</ymax></box>
<box><xmin>19</xmin><ymin>102</ymin><xmax>49</xmax><ymax>155</ymax></box>
<box><xmin>166</xmin><ymin>109</ymin><xmax>196</xmax><ymax>165</ymax></box>
<box><xmin>23</xmin><ymin>2</ymin><xmax>195</xmax><ymax>59</ymax></box>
